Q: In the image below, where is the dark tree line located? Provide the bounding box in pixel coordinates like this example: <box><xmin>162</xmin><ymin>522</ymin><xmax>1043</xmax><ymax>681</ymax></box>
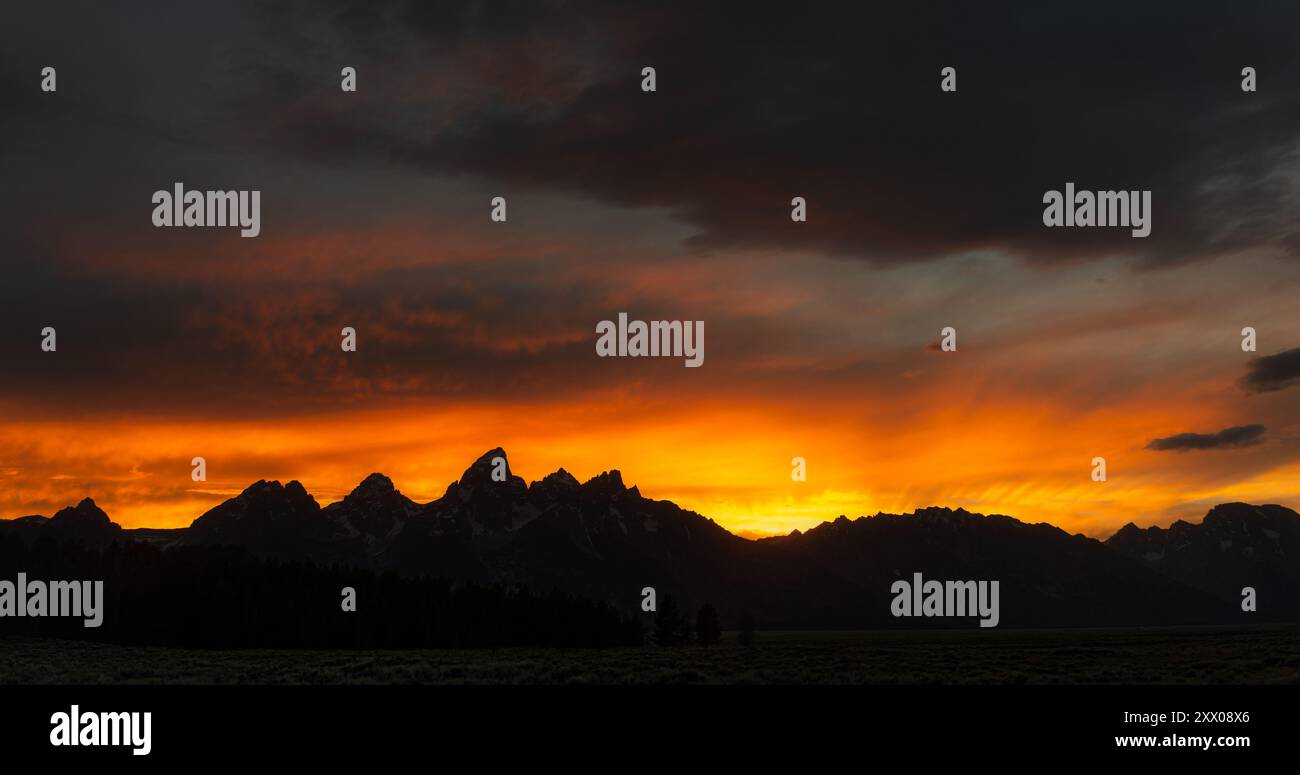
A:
<box><xmin>652</xmin><ymin>595</ymin><xmax>754</xmax><ymax>646</ymax></box>
<box><xmin>0</xmin><ymin>533</ymin><xmax>643</xmax><ymax>648</ymax></box>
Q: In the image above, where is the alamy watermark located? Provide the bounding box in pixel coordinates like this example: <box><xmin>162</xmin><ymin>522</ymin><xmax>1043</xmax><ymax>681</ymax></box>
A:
<box><xmin>890</xmin><ymin>572</ymin><xmax>1000</xmax><ymax>628</ymax></box>
<box><xmin>152</xmin><ymin>182</ymin><xmax>261</xmax><ymax>237</ymax></box>
<box><xmin>0</xmin><ymin>573</ymin><xmax>104</xmax><ymax>627</ymax></box>
<box><xmin>1042</xmin><ymin>183</ymin><xmax>1151</xmax><ymax>238</ymax></box>
<box><xmin>50</xmin><ymin>705</ymin><xmax>151</xmax><ymax>756</ymax></box>
<box><xmin>595</xmin><ymin>313</ymin><xmax>704</xmax><ymax>367</ymax></box>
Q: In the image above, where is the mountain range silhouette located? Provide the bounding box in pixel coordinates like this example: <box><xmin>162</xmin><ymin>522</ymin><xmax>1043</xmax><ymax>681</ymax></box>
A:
<box><xmin>4</xmin><ymin>447</ymin><xmax>1299</xmax><ymax>627</ymax></box>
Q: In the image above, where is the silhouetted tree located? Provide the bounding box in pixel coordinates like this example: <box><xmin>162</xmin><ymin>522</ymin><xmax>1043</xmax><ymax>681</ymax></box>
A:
<box><xmin>738</xmin><ymin>609</ymin><xmax>756</xmax><ymax>646</ymax></box>
<box><xmin>653</xmin><ymin>594</ymin><xmax>690</xmax><ymax>646</ymax></box>
<box><xmin>695</xmin><ymin>603</ymin><xmax>721</xmax><ymax>646</ymax></box>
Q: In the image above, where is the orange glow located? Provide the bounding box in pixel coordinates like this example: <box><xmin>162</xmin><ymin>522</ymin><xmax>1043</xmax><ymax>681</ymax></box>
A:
<box><xmin>2</xmin><ymin>369</ymin><xmax>1287</xmax><ymax>537</ymax></box>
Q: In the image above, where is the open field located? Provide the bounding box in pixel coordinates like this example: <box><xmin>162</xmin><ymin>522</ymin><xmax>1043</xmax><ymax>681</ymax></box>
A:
<box><xmin>4</xmin><ymin>625</ymin><xmax>1300</xmax><ymax>684</ymax></box>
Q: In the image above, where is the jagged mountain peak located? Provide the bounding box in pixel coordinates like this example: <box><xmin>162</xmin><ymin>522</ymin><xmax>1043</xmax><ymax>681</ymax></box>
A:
<box><xmin>334</xmin><ymin>472</ymin><xmax>416</xmax><ymax>514</ymax></box>
<box><xmin>229</xmin><ymin>478</ymin><xmax>318</xmax><ymax>507</ymax></box>
<box><xmin>37</xmin><ymin>496</ymin><xmax>122</xmax><ymax>542</ymax></box>
<box><xmin>1104</xmin><ymin>502</ymin><xmax>1300</xmax><ymax>618</ymax></box>
<box><xmin>448</xmin><ymin>447</ymin><xmax>522</xmax><ymax>494</ymax></box>
<box><xmin>48</xmin><ymin>497</ymin><xmax>116</xmax><ymax>533</ymax></box>
<box><xmin>1203</xmin><ymin>502</ymin><xmax>1299</xmax><ymax>528</ymax></box>
<box><xmin>582</xmin><ymin>469</ymin><xmax>628</xmax><ymax>496</ymax></box>
<box><xmin>355</xmin><ymin>472</ymin><xmax>396</xmax><ymax>494</ymax></box>
<box><xmin>51</xmin><ymin>497</ymin><xmax>110</xmax><ymax>523</ymax></box>
<box><xmin>804</xmin><ymin>506</ymin><xmax>1002</xmax><ymax>537</ymax></box>
<box><xmin>541</xmin><ymin>467</ymin><xmax>580</xmax><ymax>488</ymax></box>
<box><xmin>465</xmin><ymin>444</ymin><xmax>509</xmax><ymax>475</ymax></box>
<box><xmin>189</xmin><ymin>477</ymin><xmax>323</xmax><ymax>548</ymax></box>
<box><xmin>1106</xmin><ymin>503</ymin><xmax>1300</xmax><ymax>546</ymax></box>
<box><xmin>528</xmin><ymin>468</ymin><xmax>581</xmax><ymax>502</ymax></box>
<box><xmin>239</xmin><ymin>478</ymin><xmax>288</xmax><ymax>494</ymax></box>
<box><xmin>323</xmin><ymin>472</ymin><xmax>417</xmax><ymax>545</ymax></box>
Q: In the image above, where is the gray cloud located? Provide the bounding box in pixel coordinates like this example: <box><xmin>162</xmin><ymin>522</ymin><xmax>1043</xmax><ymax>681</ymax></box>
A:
<box><xmin>7</xmin><ymin>1</ymin><xmax>1300</xmax><ymax>272</ymax></box>
<box><xmin>3</xmin><ymin>1</ymin><xmax>1300</xmax><ymax>424</ymax></box>
<box><xmin>1241</xmin><ymin>347</ymin><xmax>1300</xmax><ymax>394</ymax></box>
<box><xmin>220</xmin><ymin>1</ymin><xmax>1300</xmax><ymax>267</ymax></box>
<box><xmin>1146</xmin><ymin>424</ymin><xmax>1266</xmax><ymax>452</ymax></box>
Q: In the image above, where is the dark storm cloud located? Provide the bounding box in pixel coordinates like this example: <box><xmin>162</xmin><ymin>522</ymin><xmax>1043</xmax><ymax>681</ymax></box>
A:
<box><xmin>229</xmin><ymin>0</ymin><xmax>1300</xmax><ymax>266</ymax></box>
<box><xmin>0</xmin><ymin>259</ymin><xmax>602</xmax><ymax>418</ymax></box>
<box><xmin>1146</xmin><ymin>424</ymin><xmax>1266</xmax><ymax>452</ymax></box>
<box><xmin>1241</xmin><ymin>346</ymin><xmax>1300</xmax><ymax>394</ymax></box>
<box><xmin>2</xmin><ymin>1</ymin><xmax>1299</xmax><ymax>418</ymax></box>
<box><xmin>0</xmin><ymin>250</ymin><xmax>815</xmax><ymax>419</ymax></box>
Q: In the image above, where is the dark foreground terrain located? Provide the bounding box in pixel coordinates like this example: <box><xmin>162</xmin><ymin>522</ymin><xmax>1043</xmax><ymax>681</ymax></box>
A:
<box><xmin>4</xmin><ymin>625</ymin><xmax>1299</xmax><ymax>684</ymax></box>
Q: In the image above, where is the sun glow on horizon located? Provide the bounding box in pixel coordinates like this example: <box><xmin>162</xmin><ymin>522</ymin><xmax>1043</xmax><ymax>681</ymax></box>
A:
<box><xmin>4</xmin><ymin>386</ymin><xmax>1297</xmax><ymax>539</ymax></box>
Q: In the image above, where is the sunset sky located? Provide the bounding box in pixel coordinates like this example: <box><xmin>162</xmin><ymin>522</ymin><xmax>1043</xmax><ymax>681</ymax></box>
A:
<box><xmin>2</xmin><ymin>1</ymin><xmax>1300</xmax><ymax>538</ymax></box>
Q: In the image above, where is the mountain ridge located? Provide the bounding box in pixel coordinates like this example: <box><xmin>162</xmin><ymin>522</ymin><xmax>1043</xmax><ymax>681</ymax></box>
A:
<box><xmin>3</xmin><ymin>448</ymin><xmax>1298</xmax><ymax>627</ymax></box>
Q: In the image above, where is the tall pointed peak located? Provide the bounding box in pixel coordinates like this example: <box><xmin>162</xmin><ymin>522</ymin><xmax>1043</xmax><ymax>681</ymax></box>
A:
<box><xmin>460</xmin><ymin>448</ymin><xmax>511</xmax><ymax>482</ymax></box>
<box><xmin>475</xmin><ymin>447</ymin><xmax>507</xmax><ymax>463</ymax></box>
